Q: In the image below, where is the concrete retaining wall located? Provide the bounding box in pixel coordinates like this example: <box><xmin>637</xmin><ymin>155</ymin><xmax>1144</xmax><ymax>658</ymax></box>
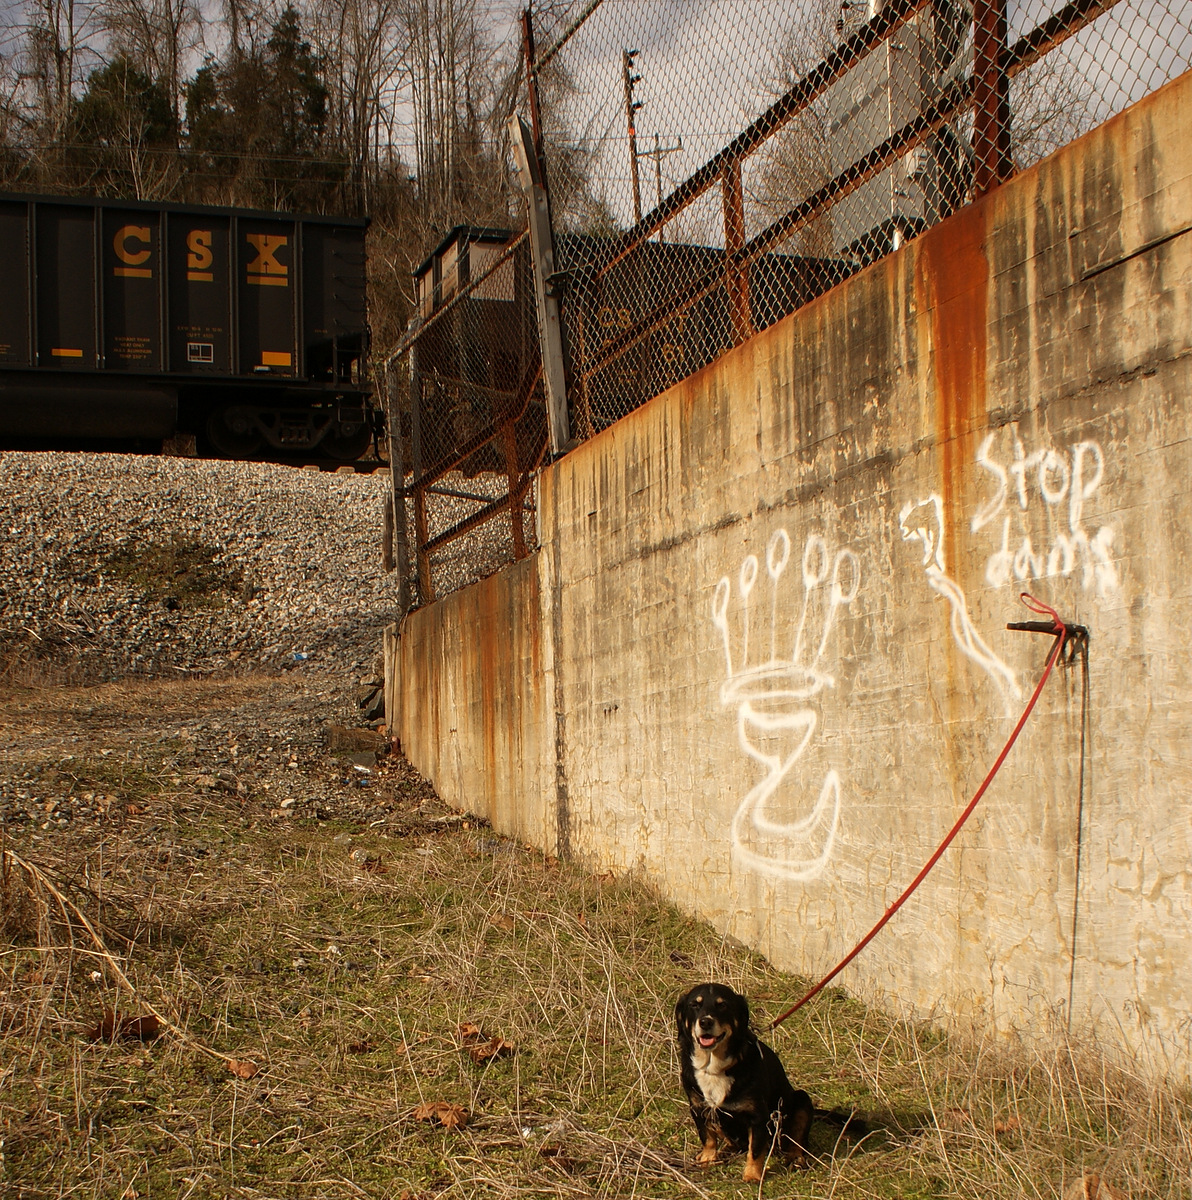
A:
<box><xmin>391</xmin><ymin>71</ymin><xmax>1192</xmax><ymax>1069</ymax></box>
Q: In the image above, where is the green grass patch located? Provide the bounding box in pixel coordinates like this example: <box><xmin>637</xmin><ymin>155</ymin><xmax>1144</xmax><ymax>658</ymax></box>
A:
<box><xmin>103</xmin><ymin>538</ymin><xmax>243</xmax><ymax>609</ymax></box>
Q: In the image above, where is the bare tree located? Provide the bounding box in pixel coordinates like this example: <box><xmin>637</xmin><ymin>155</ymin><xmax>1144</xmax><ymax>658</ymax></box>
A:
<box><xmin>306</xmin><ymin>0</ymin><xmax>404</xmax><ymax>211</ymax></box>
<box><xmin>96</xmin><ymin>0</ymin><xmax>201</xmax><ymax>129</ymax></box>
<box><xmin>22</xmin><ymin>0</ymin><xmax>93</xmax><ymax>137</ymax></box>
<box><xmin>396</xmin><ymin>0</ymin><xmax>510</xmax><ymax>232</ymax></box>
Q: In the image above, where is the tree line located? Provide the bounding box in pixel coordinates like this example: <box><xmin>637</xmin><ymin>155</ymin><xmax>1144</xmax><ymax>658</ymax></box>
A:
<box><xmin>0</xmin><ymin>0</ymin><xmax>540</xmax><ymax>353</ymax></box>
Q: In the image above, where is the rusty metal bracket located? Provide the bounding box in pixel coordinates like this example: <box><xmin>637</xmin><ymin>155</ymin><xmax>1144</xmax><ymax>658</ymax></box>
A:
<box><xmin>1008</xmin><ymin>618</ymin><xmax>1089</xmax><ymax>665</ymax></box>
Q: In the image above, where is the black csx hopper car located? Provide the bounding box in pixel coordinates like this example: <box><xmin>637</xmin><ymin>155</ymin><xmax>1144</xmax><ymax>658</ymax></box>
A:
<box><xmin>0</xmin><ymin>193</ymin><xmax>375</xmax><ymax>461</ymax></box>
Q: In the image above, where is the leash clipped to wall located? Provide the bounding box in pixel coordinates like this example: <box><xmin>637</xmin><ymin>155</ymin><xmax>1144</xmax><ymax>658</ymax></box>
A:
<box><xmin>769</xmin><ymin>592</ymin><xmax>1088</xmax><ymax>1031</ymax></box>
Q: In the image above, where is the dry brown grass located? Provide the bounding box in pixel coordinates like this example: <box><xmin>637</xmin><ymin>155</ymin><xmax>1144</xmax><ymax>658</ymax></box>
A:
<box><xmin>1</xmin><ymin>679</ymin><xmax>1189</xmax><ymax>1198</ymax></box>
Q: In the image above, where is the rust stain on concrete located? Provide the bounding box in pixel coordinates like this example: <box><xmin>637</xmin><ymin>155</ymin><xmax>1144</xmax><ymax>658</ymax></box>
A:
<box><xmin>399</xmin><ymin>555</ymin><xmax>546</xmax><ymax>840</ymax></box>
<box><xmin>913</xmin><ymin>196</ymin><xmax>992</xmax><ymax>725</ymax></box>
<box><xmin>914</xmin><ymin>198</ymin><xmax>991</xmax><ymax>573</ymax></box>
<box><xmin>478</xmin><ymin>576</ymin><xmax>498</xmax><ymax>824</ymax></box>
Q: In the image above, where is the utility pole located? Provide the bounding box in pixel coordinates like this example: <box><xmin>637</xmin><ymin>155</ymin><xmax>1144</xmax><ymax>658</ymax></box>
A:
<box><xmin>639</xmin><ymin>131</ymin><xmax>683</xmax><ymax>238</ymax></box>
<box><xmin>622</xmin><ymin>48</ymin><xmax>643</xmax><ymax>223</ymax></box>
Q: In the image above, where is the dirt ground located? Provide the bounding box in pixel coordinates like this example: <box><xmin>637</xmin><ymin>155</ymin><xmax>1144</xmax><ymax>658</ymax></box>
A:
<box><xmin>1</xmin><ymin>675</ymin><xmax>1187</xmax><ymax>1200</ymax></box>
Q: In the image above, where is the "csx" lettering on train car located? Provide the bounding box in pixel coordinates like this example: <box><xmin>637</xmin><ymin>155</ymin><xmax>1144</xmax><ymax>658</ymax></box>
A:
<box><xmin>246</xmin><ymin>234</ymin><xmax>289</xmax><ymax>286</ymax></box>
<box><xmin>187</xmin><ymin>230</ymin><xmax>214</xmax><ymax>281</ymax></box>
<box><xmin>113</xmin><ymin>225</ymin><xmax>152</xmax><ymax>278</ymax></box>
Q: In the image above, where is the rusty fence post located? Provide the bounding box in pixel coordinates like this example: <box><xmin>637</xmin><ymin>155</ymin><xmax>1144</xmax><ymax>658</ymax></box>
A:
<box><xmin>522</xmin><ymin>8</ymin><xmax>546</xmax><ymax>168</ymax></box>
<box><xmin>385</xmin><ymin>362</ymin><xmax>413</xmax><ymax>614</ymax></box>
<box><xmin>501</xmin><ymin>414</ymin><xmax>528</xmax><ymax>560</ymax></box>
<box><xmin>407</xmin><ymin>331</ymin><xmax>434</xmax><ymax>603</ymax></box>
<box><xmin>972</xmin><ymin>0</ymin><xmax>1013</xmax><ymax>195</ymax></box>
<box><xmin>722</xmin><ymin>160</ymin><xmax>753</xmax><ymax>345</ymax></box>
<box><xmin>510</xmin><ymin>114</ymin><xmax>572</xmax><ymax>456</ymax></box>
<box><xmin>573</xmin><ymin>301</ymin><xmax>593</xmax><ymax>440</ymax></box>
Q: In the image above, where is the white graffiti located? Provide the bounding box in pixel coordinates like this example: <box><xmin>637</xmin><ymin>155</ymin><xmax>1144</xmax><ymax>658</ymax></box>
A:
<box><xmin>972</xmin><ymin>428</ymin><xmax>1118</xmax><ymax>597</ymax></box>
<box><xmin>711</xmin><ymin>529</ymin><xmax>860</xmax><ymax>882</ymax></box>
<box><xmin>900</xmin><ymin>495</ymin><xmax>1021</xmax><ymax>716</ymax></box>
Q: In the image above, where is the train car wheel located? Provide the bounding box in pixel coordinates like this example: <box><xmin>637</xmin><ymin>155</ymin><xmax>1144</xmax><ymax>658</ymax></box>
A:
<box><xmin>321</xmin><ymin>418</ymin><xmax>372</xmax><ymax>461</ymax></box>
<box><xmin>207</xmin><ymin>407</ymin><xmax>262</xmax><ymax>458</ymax></box>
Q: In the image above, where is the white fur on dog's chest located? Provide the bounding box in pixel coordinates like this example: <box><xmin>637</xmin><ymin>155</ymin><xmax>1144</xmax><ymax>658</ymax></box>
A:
<box><xmin>690</xmin><ymin>1050</ymin><xmax>732</xmax><ymax>1109</ymax></box>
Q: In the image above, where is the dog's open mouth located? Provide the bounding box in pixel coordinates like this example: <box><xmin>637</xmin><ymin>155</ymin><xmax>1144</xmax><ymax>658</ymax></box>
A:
<box><xmin>697</xmin><ymin>1030</ymin><xmax>724</xmax><ymax>1049</ymax></box>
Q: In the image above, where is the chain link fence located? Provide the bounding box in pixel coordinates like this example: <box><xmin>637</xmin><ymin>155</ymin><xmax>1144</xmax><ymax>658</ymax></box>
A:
<box><xmin>536</xmin><ymin>0</ymin><xmax>1191</xmax><ymax>436</ymax></box>
<box><xmin>387</xmin><ymin>0</ymin><xmax>1190</xmax><ymax>604</ymax></box>
<box><xmin>385</xmin><ymin>228</ymin><xmax>548</xmax><ymax>605</ymax></box>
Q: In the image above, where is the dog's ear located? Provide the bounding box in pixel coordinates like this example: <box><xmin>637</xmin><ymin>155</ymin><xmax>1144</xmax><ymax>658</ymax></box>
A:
<box><xmin>729</xmin><ymin>988</ymin><xmax>751</xmax><ymax>1033</ymax></box>
<box><xmin>674</xmin><ymin>987</ymin><xmax>693</xmax><ymax>1039</ymax></box>
<box><xmin>737</xmin><ymin>990</ymin><xmax>751</xmax><ymax>1027</ymax></box>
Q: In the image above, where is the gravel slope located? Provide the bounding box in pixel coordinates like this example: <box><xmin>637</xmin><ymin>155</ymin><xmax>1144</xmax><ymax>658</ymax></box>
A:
<box><xmin>0</xmin><ymin>451</ymin><xmax>397</xmax><ymax>684</ymax></box>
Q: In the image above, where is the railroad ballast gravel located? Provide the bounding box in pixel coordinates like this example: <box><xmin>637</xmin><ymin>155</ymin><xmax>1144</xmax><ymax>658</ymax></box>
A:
<box><xmin>1</xmin><ymin>451</ymin><xmax>398</xmax><ymax>683</ymax></box>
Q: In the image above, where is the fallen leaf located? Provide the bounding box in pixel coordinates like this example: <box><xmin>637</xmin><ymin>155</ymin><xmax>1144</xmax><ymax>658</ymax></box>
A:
<box><xmin>87</xmin><ymin>1010</ymin><xmax>162</xmax><ymax>1043</ymax></box>
<box><xmin>120</xmin><ymin>1015</ymin><xmax>162</xmax><ymax>1041</ymax></box>
<box><xmin>88</xmin><ymin>1010</ymin><xmax>119</xmax><ymax>1042</ymax></box>
<box><xmin>457</xmin><ymin>1022</ymin><xmax>483</xmax><ymax>1042</ymax></box>
<box><xmin>363</xmin><ymin>857</ymin><xmax>388</xmax><ymax>875</ymax></box>
<box><xmin>468</xmin><ymin>1035</ymin><xmax>516</xmax><ymax>1063</ymax></box>
<box><xmin>668</xmin><ymin>952</ymin><xmax>694</xmax><ymax>968</ymax></box>
<box><xmin>939</xmin><ymin>1107</ymin><xmax>973</xmax><ymax>1127</ymax></box>
<box><xmin>488</xmin><ymin>914</ymin><xmax>516</xmax><ymax>931</ymax></box>
<box><xmin>994</xmin><ymin>1116</ymin><xmax>1021</xmax><ymax>1134</ymax></box>
<box><xmin>347</xmin><ymin>1040</ymin><xmax>374</xmax><ymax>1054</ymax></box>
<box><xmin>120</xmin><ymin>1185</ymin><xmax>139</xmax><ymax>1199</ymax></box>
<box><xmin>227</xmin><ymin>1059</ymin><xmax>258</xmax><ymax>1079</ymax></box>
<box><xmin>539</xmin><ymin>1144</ymin><xmax>575</xmax><ymax>1170</ymax></box>
<box><xmin>577</xmin><ymin>911</ymin><xmax>587</xmax><ymax>927</ymax></box>
<box><xmin>412</xmin><ymin>1100</ymin><xmax>468</xmax><ymax>1130</ymax></box>
<box><xmin>125</xmin><ymin>804</ymin><xmax>144</xmax><ymax>815</ymax></box>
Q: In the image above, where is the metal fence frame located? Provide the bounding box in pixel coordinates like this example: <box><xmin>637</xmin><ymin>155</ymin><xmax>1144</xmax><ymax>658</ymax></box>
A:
<box><xmin>386</xmin><ymin>229</ymin><xmax>548</xmax><ymax>606</ymax></box>
<box><xmin>536</xmin><ymin>0</ymin><xmax>1130</xmax><ymax>435</ymax></box>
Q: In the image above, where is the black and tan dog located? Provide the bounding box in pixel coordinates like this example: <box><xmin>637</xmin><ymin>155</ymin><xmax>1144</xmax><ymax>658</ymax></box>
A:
<box><xmin>675</xmin><ymin>982</ymin><xmax>813</xmax><ymax>1182</ymax></box>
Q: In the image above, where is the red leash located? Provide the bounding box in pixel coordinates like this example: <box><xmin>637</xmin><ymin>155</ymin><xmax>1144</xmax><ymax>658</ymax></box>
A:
<box><xmin>769</xmin><ymin>592</ymin><xmax>1083</xmax><ymax>1031</ymax></box>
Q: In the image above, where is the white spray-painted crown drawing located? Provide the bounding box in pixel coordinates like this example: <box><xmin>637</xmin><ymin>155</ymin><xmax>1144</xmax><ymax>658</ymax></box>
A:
<box><xmin>712</xmin><ymin>529</ymin><xmax>860</xmax><ymax>704</ymax></box>
<box><xmin>711</xmin><ymin>529</ymin><xmax>860</xmax><ymax>883</ymax></box>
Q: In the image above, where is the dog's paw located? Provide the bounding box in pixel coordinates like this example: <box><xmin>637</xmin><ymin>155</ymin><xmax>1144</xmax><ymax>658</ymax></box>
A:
<box><xmin>695</xmin><ymin>1146</ymin><xmax>718</xmax><ymax>1167</ymax></box>
<box><xmin>742</xmin><ymin>1159</ymin><xmax>765</xmax><ymax>1183</ymax></box>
